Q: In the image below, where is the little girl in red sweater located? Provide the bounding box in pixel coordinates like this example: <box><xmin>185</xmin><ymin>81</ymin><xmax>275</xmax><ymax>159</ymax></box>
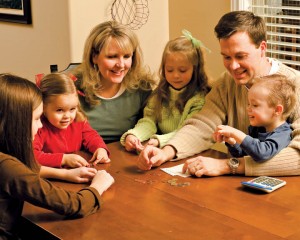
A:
<box><xmin>33</xmin><ymin>73</ymin><xmax>110</xmax><ymax>168</ymax></box>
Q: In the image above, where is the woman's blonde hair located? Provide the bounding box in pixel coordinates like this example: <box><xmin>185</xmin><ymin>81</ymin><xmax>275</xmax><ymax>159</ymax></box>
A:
<box><xmin>72</xmin><ymin>21</ymin><xmax>155</xmax><ymax>106</ymax></box>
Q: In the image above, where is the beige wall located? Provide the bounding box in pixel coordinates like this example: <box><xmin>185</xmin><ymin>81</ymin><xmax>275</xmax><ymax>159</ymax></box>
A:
<box><xmin>69</xmin><ymin>0</ymin><xmax>169</xmax><ymax>73</ymax></box>
<box><xmin>169</xmin><ymin>0</ymin><xmax>231</xmax><ymax>82</ymax></box>
<box><xmin>68</xmin><ymin>0</ymin><xmax>111</xmax><ymax>63</ymax></box>
<box><xmin>0</xmin><ymin>0</ymin><xmax>71</xmax><ymax>81</ymax></box>
<box><xmin>0</xmin><ymin>1</ymin><xmax>229</xmax><ymax>82</ymax></box>
<box><xmin>169</xmin><ymin>0</ymin><xmax>231</xmax><ymax>153</ymax></box>
<box><xmin>0</xmin><ymin>0</ymin><xmax>168</xmax><ymax>81</ymax></box>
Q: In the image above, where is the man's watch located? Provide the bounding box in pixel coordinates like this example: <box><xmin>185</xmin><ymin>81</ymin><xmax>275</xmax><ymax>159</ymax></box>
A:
<box><xmin>227</xmin><ymin>158</ymin><xmax>240</xmax><ymax>175</ymax></box>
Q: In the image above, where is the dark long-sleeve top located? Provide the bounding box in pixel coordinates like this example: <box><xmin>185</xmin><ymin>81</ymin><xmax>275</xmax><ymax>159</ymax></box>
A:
<box><xmin>0</xmin><ymin>152</ymin><xmax>101</xmax><ymax>240</ymax></box>
<box><xmin>33</xmin><ymin>116</ymin><xmax>109</xmax><ymax>167</ymax></box>
<box><xmin>227</xmin><ymin>122</ymin><xmax>292</xmax><ymax>162</ymax></box>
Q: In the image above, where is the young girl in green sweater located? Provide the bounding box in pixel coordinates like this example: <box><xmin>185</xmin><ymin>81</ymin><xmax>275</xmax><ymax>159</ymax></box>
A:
<box><xmin>120</xmin><ymin>30</ymin><xmax>210</xmax><ymax>152</ymax></box>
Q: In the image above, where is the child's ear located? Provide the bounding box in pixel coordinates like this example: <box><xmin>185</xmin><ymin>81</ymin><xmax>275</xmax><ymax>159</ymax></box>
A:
<box><xmin>275</xmin><ymin>104</ymin><xmax>284</xmax><ymax>115</ymax></box>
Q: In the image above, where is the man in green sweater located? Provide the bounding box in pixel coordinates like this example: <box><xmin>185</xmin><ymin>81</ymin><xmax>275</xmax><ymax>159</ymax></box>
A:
<box><xmin>137</xmin><ymin>10</ymin><xmax>300</xmax><ymax>177</ymax></box>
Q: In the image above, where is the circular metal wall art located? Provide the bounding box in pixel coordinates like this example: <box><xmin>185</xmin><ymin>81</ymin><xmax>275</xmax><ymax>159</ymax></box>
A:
<box><xmin>111</xmin><ymin>0</ymin><xmax>149</xmax><ymax>30</ymax></box>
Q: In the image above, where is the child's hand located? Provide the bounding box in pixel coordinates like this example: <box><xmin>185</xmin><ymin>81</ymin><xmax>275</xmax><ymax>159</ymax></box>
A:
<box><xmin>90</xmin><ymin>170</ymin><xmax>114</xmax><ymax>195</ymax></box>
<box><xmin>213</xmin><ymin>125</ymin><xmax>227</xmax><ymax>142</ymax></box>
<box><xmin>223</xmin><ymin>136</ymin><xmax>236</xmax><ymax>145</ymax></box>
<box><xmin>62</xmin><ymin>154</ymin><xmax>89</xmax><ymax>168</ymax></box>
<box><xmin>124</xmin><ymin>134</ymin><xmax>144</xmax><ymax>152</ymax></box>
<box><xmin>89</xmin><ymin>148</ymin><xmax>110</xmax><ymax>166</ymax></box>
<box><xmin>213</xmin><ymin>125</ymin><xmax>237</xmax><ymax>145</ymax></box>
<box><xmin>64</xmin><ymin>167</ymin><xmax>98</xmax><ymax>183</ymax></box>
<box><xmin>147</xmin><ymin>138</ymin><xmax>159</xmax><ymax>147</ymax></box>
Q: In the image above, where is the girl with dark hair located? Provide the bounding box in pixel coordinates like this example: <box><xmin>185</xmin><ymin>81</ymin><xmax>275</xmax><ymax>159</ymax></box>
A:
<box><xmin>0</xmin><ymin>73</ymin><xmax>114</xmax><ymax>240</ymax></box>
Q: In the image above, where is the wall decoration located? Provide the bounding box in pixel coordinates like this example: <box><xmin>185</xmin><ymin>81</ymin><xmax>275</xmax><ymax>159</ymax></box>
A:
<box><xmin>0</xmin><ymin>0</ymin><xmax>31</xmax><ymax>24</ymax></box>
<box><xmin>111</xmin><ymin>0</ymin><xmax>149</xmax><ymax>30</ymax></box>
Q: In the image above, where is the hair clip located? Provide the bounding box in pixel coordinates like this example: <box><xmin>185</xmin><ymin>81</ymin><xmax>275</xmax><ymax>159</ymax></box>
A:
<box><xmin>66</xmin><ymin>73</ymin><xmax>85</xmax><ymax>96</ymax></box>
<box><xmin>35</xmin><ymin>73</ymin><xmax>45</xmax><ymax>89</ymax></box>
<box><xmin>182</xmin><ymin>29</ymin><xmax>211</xmax><ymax>53</ymax></box>
<box><xmin>68</xmin><ymin>73</ymin><xmax>78</xmax><ymax>82</ymax></box>
<box><xmin>77</xmin><ymin>90</ymin><xmax>85</xmax><ymax>97</ymax></box>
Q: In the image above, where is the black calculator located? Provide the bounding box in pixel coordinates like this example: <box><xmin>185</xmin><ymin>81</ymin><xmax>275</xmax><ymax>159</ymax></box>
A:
<box><xmin>241</xmin><ymin>176</ymin><xmax>286</xmax><ymax>193</ymax></box>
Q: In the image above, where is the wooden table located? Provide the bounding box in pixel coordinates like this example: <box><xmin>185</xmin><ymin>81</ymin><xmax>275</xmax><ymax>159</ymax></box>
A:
<box><xmin>22</xmin><ymin>142</ymin><xmax>300</xmax><ymax>240</ymax></box>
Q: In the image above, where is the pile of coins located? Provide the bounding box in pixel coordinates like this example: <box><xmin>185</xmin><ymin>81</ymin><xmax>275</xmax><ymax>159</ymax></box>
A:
<box><xmin>134</xmin><ymin>178</ymin><xmax>155</xmax><ymax>184</ymax></box>
<box><xmin>165</xmin><ymin>178</ymin><xmax>191</xmax><ymax>187</ymax></box>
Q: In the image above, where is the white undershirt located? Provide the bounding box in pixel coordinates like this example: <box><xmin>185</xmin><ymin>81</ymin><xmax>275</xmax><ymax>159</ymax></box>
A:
<box><xmin>94</xmin><ymin>84</ymin><xmax>126</xmax><ymax>100</ymax></box>
<box><xmin>267</xmin><ymin>57</ymin><xmax>280</xmax><ymax>74</ymax></box>
<box><xmin>245</xmin><ymin>58</ymin><xmax>280</xmax><ymax>91</ymax></box>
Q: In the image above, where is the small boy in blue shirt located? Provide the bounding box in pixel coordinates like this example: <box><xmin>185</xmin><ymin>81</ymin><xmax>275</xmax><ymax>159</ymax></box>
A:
<box><xmin>213</xmin><ymin>74</ymin><xmax>297</xmax><ymax>162</ymax></box>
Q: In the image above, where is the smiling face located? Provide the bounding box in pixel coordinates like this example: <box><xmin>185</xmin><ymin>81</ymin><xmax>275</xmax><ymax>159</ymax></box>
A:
<box><xmin>93</xmin><ymin>38</ymin><xmax>133</xmax><ymax>87</ymax></box>
<box><xmin>220</xmin><ymin>31</ymin><xmax>268</xmax><ymax>86</ymax></box>
<box><xmin>247</xmin><ymin>85</ymin><xmax>276</xmax><ymax>130</ymax></box>
<box><xmin>43</xmin><ymin>93</ymin><xmax>78</xmax><ymax>130</ymax></box>
<box><xmin>164</xmin><ymin>52</ymin><xmax>194</xmax><ymax>90</ymax></box>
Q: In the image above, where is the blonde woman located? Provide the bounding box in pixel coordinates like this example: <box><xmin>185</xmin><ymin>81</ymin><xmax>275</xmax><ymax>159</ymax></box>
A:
<box><xmin>71</xmin><ymin>21</ymin><xmax>156</xmax><ymax>143</ymax></box>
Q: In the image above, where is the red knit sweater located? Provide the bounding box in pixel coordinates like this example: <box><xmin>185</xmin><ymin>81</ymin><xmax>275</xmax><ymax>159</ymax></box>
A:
<box><xmin>33</xmin><ymin>117</ymin><xmax>109</xmax><ymax>167</ymax></box>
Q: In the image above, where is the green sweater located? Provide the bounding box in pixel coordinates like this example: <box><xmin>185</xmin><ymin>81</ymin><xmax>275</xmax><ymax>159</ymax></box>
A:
<box><xmin>168</xmin><ymin>60</ymin><xmax>300</xmax><ymax>176</ymax></box>
<box><xmin>79</xmin><ymin>89</ymin><xmax>151</xmax><ymax>143</ymax></box>
<box><xmin>120</xmin><ymin>87</ymin><xmax>206</xmax><ymax>147</ymax></box>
